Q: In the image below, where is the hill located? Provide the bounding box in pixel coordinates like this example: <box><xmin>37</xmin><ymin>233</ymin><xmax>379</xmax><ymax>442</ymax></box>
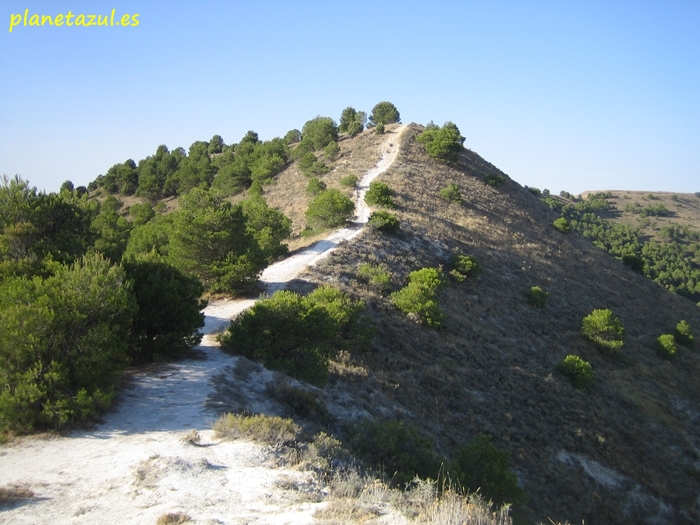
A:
<box><xmin>288</xmin><ymin>125</ymin><xmax>700</xmax><ymax>524</ymax></box>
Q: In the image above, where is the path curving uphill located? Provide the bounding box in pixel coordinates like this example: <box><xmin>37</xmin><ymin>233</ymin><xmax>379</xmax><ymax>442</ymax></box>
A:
<box><xmin>0</xmin><ymin>126</ymin><xmax>407</xmax><ymax>525</ymax></box>
<box><xmin>203</xmin><ymin>124</ymin><xmax>406</xmax><ymax>322</ymax></box>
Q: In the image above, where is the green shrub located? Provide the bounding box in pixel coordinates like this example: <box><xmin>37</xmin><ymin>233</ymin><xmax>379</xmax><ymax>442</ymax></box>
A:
<box><xmin>674</xmin><ymin>320</ymin><xmax>694</xmax><ymax>346</ymax></box>
<box><xmin>553</xmin><ymin>217</ymin><xmax>571</xmax><ymax>233</ymax></box>
<box><xmin>367</xmin><ymin>211</ymin><xmax>400</xmax><ymax>234</ymax></box>
<box><xmin>324</xmin><ymin>141</ymin><xmax>340</xmax><ymax>161</ymax></box>
<box><xmin>416</xmin><ymin>122</ymin><xmax>465</xmax><ymax>163</ymax></box>
<box><xmin>390</xmin><ymin>268</ymin><xmax>446</xmax><ymax>327</ymax></box>
<box><xmin>581</xmin><ymin>309</ymin><xmax>624</xmax><ymax>350</ymax></box>
<box><xmin>375</xmin><ymin>122</ymin><xmax>385</xmax><ymax>135</ymax></box>
<box><xmin>267</xmin><ymin>380</ymin><xmax>331</xmax><ymax>424</ymax></box>
<box><xmin>484</xmin><ymin>173</ymin><xmax>505</xmax><ymax>186</ymax></box>
<box><xmin>348</xmin><ymin>419</ymin><xmax>442</xmax><ymax>486</ymax></box>
<box><xmin>451</xmin><ymin>434</ymin><xmax>524</xmax><ymax>506</ymax></box>
<box><xmin>219</xmin><ymin>286</ymin><xmax>365</xmax><ymax>385</ymax></box>
<box><xmin>306</xmin><ymin>177</ymin><xmax>327</xmax><ymax>196</ymax></box>
<box><xmin>358</xmin><ymin>262</ymin><xmax>392</xmax><ymax>292</ymax></box>
<box><xmin>526</xmin><ymin>286</ymin><xmax>549</xmax><ymax>307</ymax></box>
<box><xmin>365</xmin><ymin>181</ymin><xmax>394</xmax><ymax>208</ymax></box>
<box><xmin>439</xmin><ymin>184</ymin><xmax>462</xmax><ymax>203</ymax></box>
<box><xmin>305</xmin><ymin>189</ymin><xmax>355</xmax><ymax>230</ymax></box>
<box><xmin>213</xmin><ymin>413</ymin><xmax>300</xmax><ymax>446</ymax></box>
<box><xmin>298</xmin><ymin>151</ymin><xmax>318</xmax><ymax>171</ymax></box>
<box><xmin>340</xmin><ymin>174</ymin><xmax>359</xmax><ymax>187</ymax></box>
<box><xmin>557</xmin><ymin>355</ymin><xmax>594</xmax><ymax>389</ymax></box>
<box><xmin>657</xmin><ymin>334</ymin><xmax>677</xmax><ymax>359</ymax></box>
<box><xmin>448</xmin><ymin>253</ymin><xmax>480</xmax><ymax>282</ymax></box>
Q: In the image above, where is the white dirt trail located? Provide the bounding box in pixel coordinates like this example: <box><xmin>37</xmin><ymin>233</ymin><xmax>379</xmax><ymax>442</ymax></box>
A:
<box><xmin>0</xmin><ymin>126</ymin><xmax>407</xmax><ymax>525</ymax></box>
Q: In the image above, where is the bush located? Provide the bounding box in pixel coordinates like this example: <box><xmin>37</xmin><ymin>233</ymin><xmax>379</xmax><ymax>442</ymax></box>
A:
<box><xmin>557</xmin><ymin>355</ymin><xmax>594</xmax><ymax>389</ymax></box>
<box><xmin>375</xmin><ymin>122</ymin><xmax>385</xmax><ymax>135</ymax></box>
<box><xmin>674</xmin><ymin>320</ymin><xmax>694</xmax><ymax>346</ymax></box>
<box><xmin>340</xmin><ymin>174</ymin><xmax>359</xmax><ymax>187</ymax></box>
<box><xmin>267</xmin><ymin>379</ymin><xmax>331</xmax><ymax>424</ymax></box>
<box><xmin>451</xmin><ymin>434</ymin><xmax>524</xmax><ymax>506</ymax></box>
<box><xmin>324</xmin><ymin>141</ymin><xmax>340</xmax><ymax>161</ymax></box>
<box><xmin>305</xmin><ymin>189</ymin><xmax>355</xmax><ymax>230</ymax></box>
<box><xmin>484</xmin><ymin>173</ymin><xmax>505</xmax><ymax>186</ymax></box>
<box><xmin>367</xmin><ymin>211</ymin><xmax>400</xmax><ymax>234</ymax></box>
<box><xmin>439</xmin><ymin>183</ymin><xmax>462</xmax><ymax>203</ymax></box>
<box><xmin>416</xmin><ymin>122</ymin><xmax>465</xmax><ymax>163</ymax></box>
<box><xmin>306</xmin><ymin>177</ymin><xmax>327</xmax><ymax>196</ymax></box>
<box><xmin>448</xmin><ymin>253</ymin><xmax>480</xmax><ymax>282</ymax></box>
<box><xmin>553</xmin><ymin>217</ymin><xmax>571</xmax><ymax>233</ymax></box>
<box><xmin>348</xmin><ymin>419</ymin><xmax>441</xmax><ymax>486</ymax></box>
<box><xmin>339</xmin><ymin>107</ymin><xmax>366</xmax><ymax>137</ymax></box>
<box><xmin>526</xmin><ymin>286</ymin><xmax>549</xmax><ymax>307</ymax></box>
<box><xmin>219</xmin><ymin>286</ymin><xmax>365</xmax><ymax>386</ymax></box>
<box><xmin>213</xmin><ymin>413</ymin><xmax>300</xmax><ymax>446</ymax></box>
<box><xmin>365</xmin><ymin>181</ymin><xmax>394</xmax><ymax>208</ymax></box>
<box><xmin>581</xmin><ymin>309</ymin><xmax>624</xmax><ymax>350</ymax></box>
<box><xmin>657</xmin><ymin>334</ymin><xmax>677</xmax><ymax>359</ymax></box>
<box><xmin>358</xmin><ymin>262</ymin><xmax>392</xmax><ymax>292</ymax></box>
<box><xmin>390</xmin><ymin>268</ymin><xmax>446</xmax><ymax>327</ymax></box>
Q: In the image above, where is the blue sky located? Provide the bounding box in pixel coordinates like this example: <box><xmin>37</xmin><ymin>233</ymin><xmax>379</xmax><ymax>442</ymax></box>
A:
<box><xmin>1</xmin><ymin>0</ymin><xmax>699</xmax><ymax>195</ymax></box>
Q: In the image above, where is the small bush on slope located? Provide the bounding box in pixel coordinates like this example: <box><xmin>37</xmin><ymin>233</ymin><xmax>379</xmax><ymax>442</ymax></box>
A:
<box><xmin>219</xmin><ymin>286</ymin><xmax>365</xmax><ymax>386</ymax></box>
<box><xmin>340</xmin><ymin>174</ymin><xmax>358</xmax><ymax>187</ymax></box>
<box><xmin>657</xmin><ymin>334</ymin><xmax>677</xmax><ymax>359</ymax></box>
<box><xmin>367</xmin><ymin>211</ymin><xmax>400</xmax><ymax>234</ymax></box>
<box><xmin>675</xmin><ymin>319</ymin><xmax>694</xmax><ymax>346</ymax></box>
<box><xmin>526</xmin><ymin>285</ymin><xmax>549</xmax><ymax>307</ymax></box>
<box><xmin>439</xmin><ymin>183</ymin><xmax>462</xmax><ymax>203</ymax></box>
<box><xmin>451</xmin><ymin>434</ymin><xmax>524</xmax><ymax>507</ymax></box>
<box><xmin>557</xmin><ymin>355</ymin><xmax>594</xmax><ymax>389</ymax></box>
<box><xmin>390</xmin><ymin>267</ymin><xmax>446</xmax><ymax>327</ymax></box>
<box><xmin>448</xmin><ymin>253</ymin><xmax>480</xmax><ymax>282</ymax></box>
<box><xmin>365</xmin><ymin>181</ymin><xmax>395</xmax><ymax>208</ymax></box>
<box><xmin>213</xmin><ymin>413</ymin><xmax>299</xmax><ymax>447</ymax></box>
<box><xmin>358</xmin><ymin>262</ymin><xmax>392</xmax><ymax>293</ymax></box>
<box><xmin>416</xmin><ymin>122</ymin><xmax>465</xmax><ymax>163</ymax></box>
<box><xmin>581</xmin><ymin>308</ymin><xmax>624</xmax><ymax>351</ymax></box>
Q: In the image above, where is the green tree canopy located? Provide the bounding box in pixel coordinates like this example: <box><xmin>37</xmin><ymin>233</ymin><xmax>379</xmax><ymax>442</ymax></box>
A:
<box><xmin>305</xmin><ymin>189</ymin><xmax>355</xmax><ymax>229</ymax></box>
<box><xmin>416</xmin><ymin>122</ymin><xmax>465</xmax><ymax>163</ymax></box>
<box><xmin>169</xmin><ymin>188</ymin><xmax>265</xmax><ymax>295</ymax></box>
<box><xmin>339</xmin><ymin>107</ymin><xmax>366</xmax><ymax>137</ymax></box>
<box><xmin>301</xmin><ymin>116</ymin><xmax>339</xmax><ymax>151</ymax></box>
<box><xmin>369</xmin><ymin>101</ymin><xmax>400</xmax><ymax>126</ymax></box>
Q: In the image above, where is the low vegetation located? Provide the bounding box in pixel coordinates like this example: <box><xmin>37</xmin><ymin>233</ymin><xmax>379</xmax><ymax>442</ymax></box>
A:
<box><xmin>675</xmin><ymin>319</ymin><xmax>694</xmax><ymax>345</ymax></box>
<box><xmin>439</xmin><ymin>183</ymin><xmax>462</xmax><ymax>203</ymax></box>
<box><xmin>581</xmin><ymin>309</ymin><xmax>624</xmax><ymax>350</ymax></box>
<box><xmin>553</xmin><ymin>217</ymin><xmax>570</xmax><ymax>233</ymax></box>
<box><xmin>367</xmin><ymin>211</ymin><xmax>400</xmax><ymax>233</ymax></box>
<box><xmin>219</xmin><ymin>286</ymin><xmax>367</xmax><ymax>385</ymax></box>
<box><xmin>390</xmin><ymin>267</ymin><xmax>447</xmax><ymax>327</ymax></box>
<box><xmin>448</xmin><ymin>253</ymin><xmax>480</xmax><ymax>282</ymax></box>
<box><xmin>657</xmin><ymin>334</ymin><xmax>677</xmax><ymax>359</ymax></box>
<box><xmin>358</xmin><ymin>262</ymin><xmax>392</xmax><ymax>292</ymax></box>
<box><xmin>364</xmin><ymin>181</ymin><xmax>395</xmax><ymax>208</ymax></box>
<box><xmin>416</xmin><ymin>122</ymin><xmax>465</xmax><ymax>163</ymax></box>
<box><xmin>340</xmin><ymin>173</ymin><xmax>359</xmax><ymax>187</ymax></box>
<box><xmin>526</xmin><ymin>285</ymin><xmax>549</xmax><ymax>307</ymax></box>
<box><xmin>0</xmin><ymin>485</ymin><xmax>34</xmax><ymax>504</ymax></box>
<box><xmin>213</xmin><ymin>413</ymin><xmax>300</xmax><ymax>447</ymax></box>
<box><xmin>557</xmin><ymin>355</ymin><xmax>594</xmax><ymax>389</ymax></box>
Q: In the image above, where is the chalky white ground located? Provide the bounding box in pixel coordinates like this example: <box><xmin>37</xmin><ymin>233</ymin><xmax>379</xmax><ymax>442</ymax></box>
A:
<box><xmin>0</xmin><ymin>127</ymin><xmax>407</xmax><ymax>525</ymax></box>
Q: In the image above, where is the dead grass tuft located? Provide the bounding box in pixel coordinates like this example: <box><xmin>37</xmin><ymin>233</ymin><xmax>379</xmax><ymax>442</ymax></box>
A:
<box><xmin>156</xmin><ymin>512</ymin><xmax>192</xmax><ymax>525</ymax></box>
<box><xmin>0</xmin><ymin>485</ymin><xmax>34</xmax><ymax>504</ymax></box>
<box><xmin>212</xmin><ymin>412</ymin><xmax>300</xmax><ymax>447</ymax></box>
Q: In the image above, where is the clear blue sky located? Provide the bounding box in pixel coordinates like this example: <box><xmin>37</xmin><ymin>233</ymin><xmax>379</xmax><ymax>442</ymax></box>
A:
<box><xmin>2</xmin><ymin>0</ymin><xmax>699</xmax><ymax>195</ymax></box>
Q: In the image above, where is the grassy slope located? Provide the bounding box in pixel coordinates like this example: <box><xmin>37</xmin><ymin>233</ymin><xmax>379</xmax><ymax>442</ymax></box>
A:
<box><xmin>296</xmin><ymin>125</ymin><xmax>700</xmax><ymax>524</ymax></box>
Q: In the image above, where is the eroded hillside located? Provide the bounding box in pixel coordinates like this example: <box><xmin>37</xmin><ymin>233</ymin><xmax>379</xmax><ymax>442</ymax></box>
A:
<box><xmin>294</xmin><ymin>124</ymin><xmax>700</xmax><ymax>524</ymax></box>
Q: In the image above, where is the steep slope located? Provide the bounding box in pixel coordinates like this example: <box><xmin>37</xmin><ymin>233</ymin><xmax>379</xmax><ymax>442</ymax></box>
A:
<box><xmin>298</xmin><ymin>124</ymin><xmax>700</xmax><ymax>524</ymax></box>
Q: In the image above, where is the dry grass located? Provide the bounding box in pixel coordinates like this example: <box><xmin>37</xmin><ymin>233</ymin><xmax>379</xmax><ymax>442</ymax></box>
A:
<box><xmin>180</xmin><ymin>429</ymin><xmax>201</xmax><ymax>445</ymax></box>
<box><xmin>0</xmin><ymin>485</ymin><xmax>34</xmax><ymax>504</ymax></box>
<box><xmin>212</xmin><ymin>413</ymin><xmax>300</xmax><ymax>447</ymax></box>
<box><xmin>156</xmin><ymin>512</ymin><xmax>192</xmax><ymax>525</ymax></box>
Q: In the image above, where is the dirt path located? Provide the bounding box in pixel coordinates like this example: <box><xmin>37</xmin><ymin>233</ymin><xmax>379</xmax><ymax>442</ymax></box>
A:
<box><xmin>0</xmin><ymin>126</ymin><xmax>406</xmax><ymax>525</ymax></box>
